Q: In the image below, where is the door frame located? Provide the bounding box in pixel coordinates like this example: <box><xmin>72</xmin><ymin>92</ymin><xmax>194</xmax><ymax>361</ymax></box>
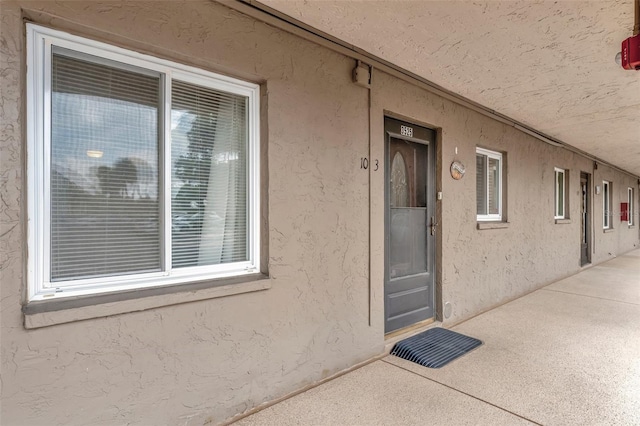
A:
<box><xmin>580</xmin><ymin>171</ymin><xmax>592</xmax><ymax>266</ymax></box>
<box><xmin>383</xmin><ymin>116</ymin><xmax>438</xmax><ymax>334</ymax></box>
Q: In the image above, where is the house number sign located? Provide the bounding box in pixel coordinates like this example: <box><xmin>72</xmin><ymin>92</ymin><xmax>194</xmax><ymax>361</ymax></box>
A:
<box><xmin>400</xmin><ymin>125</ymin><xmax>413</xmax><ymax>137</ymax></box>
<box><xmin>360</xmin><ymin>157</ymin><xmax>379</xmax><ymax>171</ymax></box>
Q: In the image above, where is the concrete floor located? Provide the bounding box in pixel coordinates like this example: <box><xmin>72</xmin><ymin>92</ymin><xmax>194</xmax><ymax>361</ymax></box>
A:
<box><xmin>235</xmin><ymin>249</ymin><xmax>640</xmax><ymax>426</ymax></box>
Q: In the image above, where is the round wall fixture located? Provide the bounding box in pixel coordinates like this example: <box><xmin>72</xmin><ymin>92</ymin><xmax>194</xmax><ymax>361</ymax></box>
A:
<box><xmin>450</xmin><ymin>161</ymin><xmax>466</xmax><ymax>180</ymax></box>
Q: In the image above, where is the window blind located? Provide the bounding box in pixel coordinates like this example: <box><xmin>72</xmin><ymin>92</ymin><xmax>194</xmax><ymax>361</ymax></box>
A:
<box><xmin>50</xmin><ymin>52</ymin><xmax>161</xmax><ymax>281</ymax></box>
<box><xmin>476</xmin><ymin>154</ymin><xmax>487</xmax><ymax>215</ymax></box>
<box><xmin>556</xmin><ymin>171</ymin><xmax>564</xmax><ymax>217</ymax></box>
<box><xmin>488</xmin><ymin>157</ymin><xmax>500</xmax><ymax>215</ymax></box>
<box><xmin>171</xmin><ymin>80</ymin><xmax>248</xmax><ymax>268</ymax></box>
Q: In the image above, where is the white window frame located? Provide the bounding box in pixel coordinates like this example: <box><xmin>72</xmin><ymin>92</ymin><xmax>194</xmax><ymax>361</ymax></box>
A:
<box><xmin>629</xmin><ymin>187</ymin><xmax>635</xmax><ymax>226</ymax></box>
<box><xmin>602</xmin><ymin>180</ymin><xmax>611</xmax><ymax>229</ymax></box>
<box><xmin>26</xmin><ymin>24</ymin><xmax>261</xmax><ymax>301</ymax></box>
<box><xmin>476</xmin><ymin>147</ymin><xmax>503</xmax><ymax>221</ymax></box>
<box><xmin>554</xmin><ymin>168</ymin><xmax>566</xmax><ymax>219</ymax></box>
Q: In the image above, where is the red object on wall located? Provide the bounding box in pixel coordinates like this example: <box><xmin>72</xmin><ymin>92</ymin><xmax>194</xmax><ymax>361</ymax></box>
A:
<box><xmin>621</xmin><ymin>202</ymin><xmax>629</xmax><ymax>221</ymax></box>
<box><xmin>621</xmin><ymin>34</ymin><xmax>640</xmax><ymax>70</ymax></box>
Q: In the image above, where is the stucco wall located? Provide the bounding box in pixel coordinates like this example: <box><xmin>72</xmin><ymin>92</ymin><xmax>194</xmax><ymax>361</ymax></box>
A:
<box><xmin>592</xmin><ymin>168</ymin><xmax>640</xmax><ymax>263</ymax></box>
<box><xmin>369</xmin><ymin>71</ymin><xmax>638</xmax><ymax>326</ymax></box>
<box><xmin>0</xmin><ymin>1</ymin><xmax>638</xmax><ymax>425</ymax></box>
<box><xmin>1</xmin><ymin>2</ymin><xmax>377</xmax><ymax>424</ymax></box>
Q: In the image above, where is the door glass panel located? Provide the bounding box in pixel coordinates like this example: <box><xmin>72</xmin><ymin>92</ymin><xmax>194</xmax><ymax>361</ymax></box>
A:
<box><xmin>389</xmin><ymin>138</ymin><xmax>428</xmax><ymax>279</ymax></box>
<box><xmin>390</xmin><ymin>208</ymin><xmax>426</xmax><ymax>278</ymax></box>
<box><xmin>390</xmin><ymin>152</ymin><xmax>409</xmax><ymax>208</ymax></box>
<box><xmin>582</xmin><ymin>180</ymin><xmax>587</xmax><ymax>244</ymax></box>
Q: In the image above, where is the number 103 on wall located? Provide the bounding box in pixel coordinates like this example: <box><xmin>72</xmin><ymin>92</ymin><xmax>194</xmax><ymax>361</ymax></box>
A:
<box><xmin>360</xmin><ymin>157</ymin><xmax>379</xmax><ymax>171</ymax></box>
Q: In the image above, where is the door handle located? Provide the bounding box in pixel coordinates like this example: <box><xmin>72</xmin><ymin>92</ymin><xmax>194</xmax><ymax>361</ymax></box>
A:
<box><xmin>430</xmin><ymin>216</ymin><xmax>438</xmax><ymax>236</ymax></box>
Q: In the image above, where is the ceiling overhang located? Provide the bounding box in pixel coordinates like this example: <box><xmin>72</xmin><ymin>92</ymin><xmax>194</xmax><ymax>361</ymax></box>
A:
<box><xmin>249</xmin><ymin>0</ymin><xmax>640</xmax><ymax>176</ymax></box>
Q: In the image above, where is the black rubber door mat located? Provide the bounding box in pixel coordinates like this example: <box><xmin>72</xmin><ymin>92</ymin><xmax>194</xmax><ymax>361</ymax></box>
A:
<box><xmin>390</xmin><ymin>327</ymin><xmax>482</xmax><ymax>368</ymax></box>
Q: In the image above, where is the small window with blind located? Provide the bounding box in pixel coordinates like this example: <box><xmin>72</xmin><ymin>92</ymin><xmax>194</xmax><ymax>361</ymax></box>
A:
<box><xmin>476</xmin><ymin>147</ymin><xmax>503</xmax><ymax>221</ymax></box>
<box><xmin>26</xmin><ymin>24</ymin><xmax>260</xmax><ymax>301</ymax></box>
<box><xmin>629</xmin><ymin>187</ymin><xmax>635</xmax><ymax>226</ymax></box>
<box><xmin>603</xmin><ymin>181</ymin><xmax>612</xmax><ymax>229</ymax></box>
<box><xmin>554</xmin><ymin>168</ymin><xmax>567</xmax><ymax>219</ymax></box>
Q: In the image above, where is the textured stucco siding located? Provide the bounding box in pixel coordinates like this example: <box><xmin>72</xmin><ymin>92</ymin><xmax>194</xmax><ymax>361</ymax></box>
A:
<box><xmin>592</xmin><ymin>169</ymin><xmax>640</xmax><ymax>263</ymax></box>
<box><xmin>260</xmin><ymin>0</ymin><xmax>640</xmax><ymax>178</ymax></box>
<box><xmin>370</xmin><ymin>71</ymin><xmax>638</xmax><ymax>326</ymax></box>
<box><xmin>1</xmin><ymin>2</ymin><xmax>377</xmax><ymax>425</ymax></box>
<box><xmin>0</xmin><ymin>1</ymin><xmax>638</xmax><ymax>425</ymax></box>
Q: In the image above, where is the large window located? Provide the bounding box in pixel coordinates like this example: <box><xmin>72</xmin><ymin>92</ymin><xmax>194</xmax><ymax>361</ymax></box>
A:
<box><xmin>27</xmin><ymin>25</ymin><xmax>260</xmax><ymax>301</ymax></box>
<box><xmin>603</xmin><ymin>181</ymin><xmax>612</xmax><ymax>229</ymax></box>
<box><xmin>629</xmin><ymin>187</ymin><xmax>635</xmax><ymax>226</ymax></box>
<box><xmin>476</xmin><ymin>147</ymin><xmax>503</xmax><ymax>221</ymax></box>
<box><xmin>554</xmin><ymin>168</ymin><xmax>567</xmax><ymax>219</ymax></box>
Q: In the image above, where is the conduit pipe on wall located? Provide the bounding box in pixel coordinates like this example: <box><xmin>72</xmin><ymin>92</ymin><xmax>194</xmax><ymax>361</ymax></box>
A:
<box><xmin>227</xmin><ymin>0</ymin><xmax>640</xmax><ymax>180</ymax></box>
<box><xmin>351</xmin><ymin>59</ymin><xmax>374</xmax><ymax>326</ymax></box>
<box><xmin>367</xmin><ymin>70</ymin><xmax>373</xmax><ymax>327</ymax></box>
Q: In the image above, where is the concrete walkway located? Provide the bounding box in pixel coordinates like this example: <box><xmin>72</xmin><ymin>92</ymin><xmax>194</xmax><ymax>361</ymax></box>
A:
<box><xmin>236</xmin><ymin>249</ymin><xmax>640</xmax><ymax>426</ymax></box>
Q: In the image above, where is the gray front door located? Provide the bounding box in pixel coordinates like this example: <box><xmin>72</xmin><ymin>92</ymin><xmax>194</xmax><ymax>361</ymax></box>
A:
<box><xmin>384</xmin><ymin>117</ymin><xmax>436</xmax><ymax>333</ymax></box>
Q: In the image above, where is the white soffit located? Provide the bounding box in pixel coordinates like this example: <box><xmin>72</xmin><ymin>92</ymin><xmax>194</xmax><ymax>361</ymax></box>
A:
<box><xmin>260</xmin><ymin>0</ymin><xmax>640</xmax><ymax>176</ymax></box>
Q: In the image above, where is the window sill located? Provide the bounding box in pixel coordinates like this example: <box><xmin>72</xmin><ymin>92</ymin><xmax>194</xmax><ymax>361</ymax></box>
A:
<box><xmin>555</xmin><ymin>218</ymin><xmax>572</xmax><ymax>224</ymax></box>
<box><xmin>477</xmin><ymin>222</ymin><xmax>510</xmax><ymax>230</ymax></box>
<box><xmin>23</xmin><ymin>273</ymin><xmax>270</xmax><ymax>329</ymax></box>
<box><xmin>629</xmin><ymin>225</ymin><xmax>636</xmax><ymax>229</ymax></box>
<box><xmin>603</xmin><ymin>228</ymin><xmax>615</xmax><ymax>233</ymax></box>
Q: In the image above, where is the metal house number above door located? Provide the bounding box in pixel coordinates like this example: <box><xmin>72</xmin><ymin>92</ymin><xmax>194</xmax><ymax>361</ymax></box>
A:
<box><xmin>400</xmin><ymin>125</ymin><xmax>414</xmax><ymax>137</ymax></box>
